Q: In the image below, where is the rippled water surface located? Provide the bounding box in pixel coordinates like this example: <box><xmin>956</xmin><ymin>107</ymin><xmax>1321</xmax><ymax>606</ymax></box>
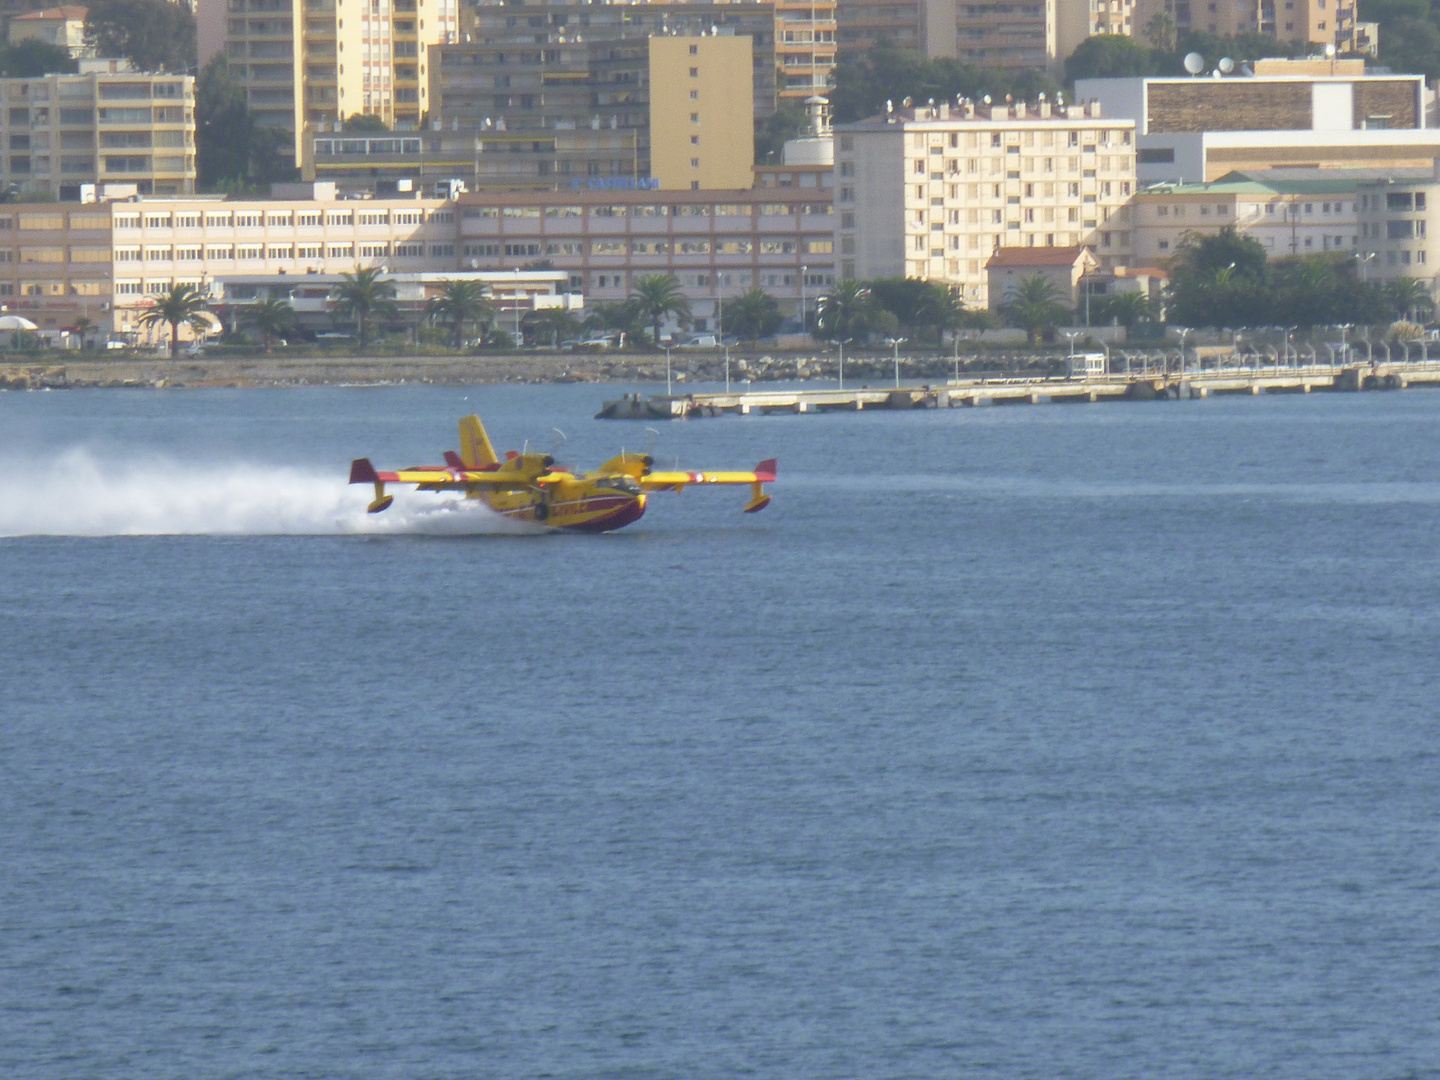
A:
<box><xmin>3</xmin><ymin>384</ymin><xmax>1439</xmax><ymax>1078</ymax></box>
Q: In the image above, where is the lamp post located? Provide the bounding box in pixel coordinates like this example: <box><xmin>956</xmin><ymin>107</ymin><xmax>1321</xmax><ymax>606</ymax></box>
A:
<box><xmin>724</xmin><ymin>338</ymin><xmax>731</xmax><ymax>393</ymax></box>
<box><xmin>886</xmin><ymin>336</ymin><xmax>906</xmax><ymax>387</ymax></box>
<box><xmin>799</xmin><ymin>264</ymin><xmax>808</xmax><ymax>334</ymax></box>
<box><xmin>1064</xmin><ymin>329</ymin><xmax>1080</xmax><ymax>376</ymax></box>
<box><xmin>1176</xmin><ymin>326</ymin><xmax>1191</xmax><ymax>374</ymax></box>
<box><xmin>838</xmin><ymin>336</ymin><xmax>852</xmax><ymax>390</ymax></box>
<box><xmin>665</xmin><ymin>343</ymin><xmax>672</xmax><ymax>395</ymax></box>
<box><xmin>512</xmin><ymin>266</ymin><xmax>521</xmax><ymax>345</ymax></box>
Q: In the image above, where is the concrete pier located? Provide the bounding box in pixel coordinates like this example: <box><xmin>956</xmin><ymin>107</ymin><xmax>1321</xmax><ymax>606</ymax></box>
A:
<box><xmin>596</xmin><ymin>362</ymin><xmax>1440</xmax><ymax>419</ymax></box>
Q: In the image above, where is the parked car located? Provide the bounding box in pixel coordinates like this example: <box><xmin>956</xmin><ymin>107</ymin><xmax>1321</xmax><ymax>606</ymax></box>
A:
<box><xmin>676</xmin><ymin>334</ymin><xmax>720</xmax><ymax>350</ymax></box>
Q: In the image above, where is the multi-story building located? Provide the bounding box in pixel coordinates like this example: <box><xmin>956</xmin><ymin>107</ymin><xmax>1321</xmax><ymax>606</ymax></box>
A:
<box><xmin>1058</xmin><ymin>0</ymin><xmax>1136</xmax><ymax>60</ymax></box>
<box><xmin>835</xmin><ymin>0</ymin><xmax>947</xmax><ymax>57</ymax></box>
<box><xmin>0</xmin><ymin>68</ymin><xmax>195</xmax><ymax>200</ymax></box>
<box><xmin>1131</xmin><ymin>170</ymin><xmax>1369</xmax><ymax>263</ymax></box>
<box><xmin>773</xmin><ymin>0</ymin><xmax>837</xmax><ymax>97</ymax></box>
<box><xmin>7</xmin><ymin>5</ymin><xmax>93</xmax><ymax>59</ymax></box>
<box><xmin>834</xmin><ymin>99</ymin><xmax>1136</xmax><ymax>306</ymax></box>
<box><xmin>1132</xmin><ymin>0</ymin><xmax>1353</xmax><ymax>52</ymax></box>
<box><xmin>418</xmin><ymin>28</ymin><xmax>755</xmax><ymax>190</ymax></box>
<box><xmin>455</xmin><ymin>187</ymin><xmax>836</xmax><ymax>330</ymax></box>
<box><xmin>1077</xmin><ymin>67</ymin><xmax>1439</xmax><ymax>183</ymax></box>
<box><xmin>1356</xmin><ymin>166</ymin><xmax>1440</xmax><ymax>295</ymax></box>
<box><xmin>196</xmin><ymin>0</ymin><xmax>461</xmax><ymax>166</ymax></box>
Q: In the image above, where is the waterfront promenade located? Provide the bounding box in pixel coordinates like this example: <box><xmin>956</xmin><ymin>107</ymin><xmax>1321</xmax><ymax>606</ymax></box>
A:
<box><xmin>598</xmin><ymin>361</ymin><xmax>1440</xmax><ymax>419</ymax></box>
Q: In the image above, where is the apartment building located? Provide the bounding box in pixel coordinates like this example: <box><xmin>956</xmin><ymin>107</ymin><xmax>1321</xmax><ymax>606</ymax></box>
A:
<box><xmin>834</xmin><ymin>99</ymin><xmax>1136</xmax><ymax>307</ymax></box>
<box><xmin>774</xmin><ymin>0</ymin><xmax>836</xmax><ymax>97</ymax></box>
<box><xmin>455</xmin><ymin>187</ymin><xmax>836</xmax><ymax>329</ymax></box>
<box><xmin>1077</xmin><ymin>67</ymin><xmax>1438</xmax><ymax>183</ymax></box>
<box><xmin>0</xmin><ymin>69</ymin><xmax>195</xmax><ymax>200</ymax></box>
<box><xmin>196</xmin><ymin>0</ymin><xmax>461</xmax><ymax>166</ymax></box>
<box><xmin>0</xmin><ymin>202</ymin><xmax>113</xmax><ymax>332</ymax></box>
<box><xmin>421</xmin><ymin>28</ymin><xmax>755</xmax><ymax>190</ymax></box>
<box><xmin>1130</xmin><ymin>170</ymin><xmax>1372</xmax><ymax>263</ymax></box>
<box><xmin>1132</xmin><ymin>0</ymin><xmax>1354</xmax><ymax>51</ymax></box>
<box><xmin>7</xmin><ymin>5</ymin><xmax>93</xmax><ymax>59</ymax></box>
<box><xmin>1057</xmin><ymin>0</ymin><xmax>1136</xmax><ymax>59</ymax></box>
<box><xmin>1356</xmin><ymin>167</ymin><xmax>1440</xmax><ymax>293</ymax></box>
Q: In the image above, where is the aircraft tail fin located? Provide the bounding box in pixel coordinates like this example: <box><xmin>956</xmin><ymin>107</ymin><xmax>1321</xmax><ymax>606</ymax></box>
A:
<box><xmin>349</xmin><ymin>458</ymin><xmax>379</xmax><ymax>485</ymax></box>
<box><xmin>754</xmin><ymin>458</ymin><xmax>778</xmax><ymax>483</ymax></box>
<box><xmin>458</xmin><ymin>414</ymin><xmax>499</xmax><ymax>467</ymax></box>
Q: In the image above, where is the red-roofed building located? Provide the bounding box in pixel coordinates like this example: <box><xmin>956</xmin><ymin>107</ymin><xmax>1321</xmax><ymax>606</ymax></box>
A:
<box><xmin>8</xmin><ymin>6</ymin><xmax>92</xmax><ymax>59</ymax></box>
<box><xmin>986</xmin><ymin>246</ymin><xmax>1098</xmax><ymax>310</ymax></box>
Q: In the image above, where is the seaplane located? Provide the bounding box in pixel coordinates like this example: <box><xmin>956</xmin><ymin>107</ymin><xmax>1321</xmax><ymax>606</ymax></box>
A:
<box><xmin>349</xmin><ymin>415</ymin><xmax>776</xmax><ymax>532</ymax></box>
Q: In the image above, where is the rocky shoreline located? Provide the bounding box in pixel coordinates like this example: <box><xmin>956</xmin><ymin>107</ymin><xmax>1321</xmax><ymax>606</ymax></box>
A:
<box><xmin>0</xmin><ymin>349</ymin><xmax>1003</xmax><ymax>390</ymax></box>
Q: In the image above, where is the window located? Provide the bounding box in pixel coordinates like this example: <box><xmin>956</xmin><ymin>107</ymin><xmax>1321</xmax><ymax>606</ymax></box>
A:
<box><xmin>358</xmin><ymin>243</ymin><xmax>389</xmax><ymax>257</ymax></box>
<box><xmin>327</xmin><ymin>244</ymin><xmax>354</xmax><ymax>258</ymax></box>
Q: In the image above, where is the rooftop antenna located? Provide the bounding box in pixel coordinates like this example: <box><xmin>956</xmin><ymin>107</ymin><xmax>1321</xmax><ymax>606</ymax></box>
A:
<box><xmin>1218</xmin><ymin>56</ymin><xmax>1235</xmax><ymax>75</ymax></box>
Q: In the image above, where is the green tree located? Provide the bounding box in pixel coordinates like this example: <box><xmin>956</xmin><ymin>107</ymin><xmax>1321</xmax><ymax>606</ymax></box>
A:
<box><xmin>721</xmin><ymin>288</ymin><xmax>784</xmax><ymax>340</ymax></box>
<box><xmin>814</xmin><ymin>280</ymin><xmax>876</xmax><ymax>342</ymax></box>
<box><xmin>830</xmin><ymin>45</ymin><xmax>1060</xmax><ymax>124</ymax></box>
<box><xmin>1383</xmin><ymin>276</ymin><xmax>1434</xmax><ymax>321</ymax></box>
<box><xmin>0</xmin><ymin>40</ymin><xmax>77</xmax><ymax>77</ymax></box>
<box><xmin>584</xmin><ymin>300</ymin><xmax>646</xmax><ymax>344</ymax></box>
<box><xmin>331</xmin><ymin>267</ymin><xmax>398</xmax><ymax>349</ymax></box>
<box><xmin>1000</xmin><ymin>275</ymin><xmax>1071</xmax><ymax>345</ymax></box>
<box><xmin>522</xmin><ymin>306</ymin><xmax>581</xmax><ymax>347</ymax></box>
<box><xmin>867</xmin><ymin>277</ymin><xmax>961</xmax><ymax>345</ymax></box>
<box><xmin>85</xmin><ymin>0</ymin><xmax>196</xmax><ymax>73</ymax></box>
<box><xmin>138</xmin><ymin>284</ymin><xmax>211</xmax><ymax>358</ymax></box>
<box><xmin>1167</xmin><ymin>226</ymin><xmax>1272</xmax><ymax>328</ymax></box>
<box><xmin>1064</xmin><ymin>35</ymin><xmax>1159</xmax><ymax>82</ymax></box>
<box><xmin>631</xmin><ymin>274</ymin><xmax>692</xmax><ymax>348</ymax></box>
<box><xmin>755</xmin><ymin>99</ymin><xmax>810</xmax><ymax>164</ymax></box>
<box><xmin>241</xmin><ymin>296</ymin><xmax>297</xmax><ymax>352</ymax></box>
<box><xmin>426</xmin><ymin>279</ymin><xmax>494</xmax><ymax>347</ymax></box>
<box><xmin>1093</xmin><ymin>290</ymin><xmax>1158</xmax><ymax>339</ymax></box>
<box><xmin>343</xmin><ymin>113</ymin><xmax>389</xmax><ymax>133</ymax></box>
<box><xmin>196</xmin><ymin>57</ymin><xmax>297</xmax><ymax>190</ymax></box>
<box><xmin>1144</xmin><ymin>10</ymin><xmax>1178</xmax><ymax>50</ymax></box>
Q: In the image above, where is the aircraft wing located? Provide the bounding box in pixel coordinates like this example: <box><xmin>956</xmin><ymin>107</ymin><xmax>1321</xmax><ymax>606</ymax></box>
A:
<box><xmin>640</xmin><ymin>458</ymin><xmax>777</xmax><ymax>491</ymax></box>
<box><xmin>383</xmin><ymin>467</ymin><xmax>554</xmax><ymax>488</ymax></box>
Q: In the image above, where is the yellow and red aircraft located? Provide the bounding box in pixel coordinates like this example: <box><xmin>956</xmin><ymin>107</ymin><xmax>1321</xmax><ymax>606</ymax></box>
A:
<box><xmin>349</xmin><ymin>414</ymin><xmax>776</xmax><ymax>532</ymax></box>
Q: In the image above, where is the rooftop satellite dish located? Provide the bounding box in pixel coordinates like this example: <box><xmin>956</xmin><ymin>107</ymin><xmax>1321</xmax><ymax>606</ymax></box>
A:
<box><xmin>902</xmin><ymin>96</ymin><xmax>913</xmax><ymax>108</ymax></box>
<box><xmin>1038</xmin><ymin>91</ymin><xmax>1046</xmax><ymax>101</ymax></box>
<box><xmin>982</xmin><ymin>93</ymin><xmax>992</xmax><ymax>105</ymax></box>
<box><xmin>1218</xmin><ymin>56</ymin><xmax>1234</xmax><ymax>74</ymax></box>
<box><xmin>1183</xmin><ymin>51</ymin><xmax>1204</xmax><ymax>75</ymax></box>
<box><xmin>1324</xmin><ymin>42</ymin><xmax>1337</xmax><ymax>58</ymax></box>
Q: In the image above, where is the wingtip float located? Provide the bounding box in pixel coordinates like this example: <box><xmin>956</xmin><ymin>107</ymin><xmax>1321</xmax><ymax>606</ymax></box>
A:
<box><xmin>350</xmin><ymin>415</ymin><xmax>776</xmax><ymax>533</ymax></box>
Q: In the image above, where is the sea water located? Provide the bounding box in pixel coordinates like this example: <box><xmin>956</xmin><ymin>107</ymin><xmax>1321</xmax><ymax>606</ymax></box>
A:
<box><xmin>2</xmin><ymin>384</ymin><xmax>1439</xmax><ymax>1078</ymax></box>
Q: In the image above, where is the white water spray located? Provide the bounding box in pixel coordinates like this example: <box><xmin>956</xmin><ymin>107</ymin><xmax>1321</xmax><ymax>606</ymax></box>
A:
<box><xmin>0</xmin><ymin>448</ymin><xmax>545</xmax><ymax>537</ymax></box>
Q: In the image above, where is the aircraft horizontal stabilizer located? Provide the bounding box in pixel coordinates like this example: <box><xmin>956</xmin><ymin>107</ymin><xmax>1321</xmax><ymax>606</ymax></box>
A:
<box><xmin>755</xmin><ymin>459</ymin><xmax>778</xmax><ymax>483</ymax></box>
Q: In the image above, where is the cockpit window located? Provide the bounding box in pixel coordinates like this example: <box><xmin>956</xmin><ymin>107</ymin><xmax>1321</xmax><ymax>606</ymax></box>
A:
<box><xmin>596</xmin><ymin>476</ymin><xmax>641</xmax><ymax>494</ymax></box>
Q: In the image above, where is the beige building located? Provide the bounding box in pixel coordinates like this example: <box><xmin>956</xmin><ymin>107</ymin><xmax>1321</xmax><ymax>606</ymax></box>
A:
<box><xmin>1132</xmin><ymin>0</ymin><xmax>1354</xmax><ymax>50</ymax></box>
<box><xmin>775</xmin><ymin>0</ymin><xmax>837</xmax><ymax>98</ymax></box>
<box><xmin>1058</xmin><ymin>0</ymin><xmax>1137</xmax><ymax>60</ymax></box>
<box><xmin>456</xmin><ymin>187</ymin><xmax>836</xmax><ymax>330</ymax></box>
<box><xmin>1131</xmin><ymin>171</ymin><xmax>1367</xmax><ymax>263</ymax></box>
<box><xmin>1077</xmin><ymin>68</ymin><xmax>1437</xmax><ymax>183</ymax></box>
<box><xmin>0</xmin><ymin>69</ymin><xmax>195</xmax><ymax>200</ymax></box>
<box><xmin>835</xmin><ymin>99</ymin><xmax>1136</xmax><ymax>306</ymax></box>
<box><xmin>196</xmin><ymin>0</ymin><xmax>460</xmax><ymax>168</ymax></box>
<box><xmin>7</xmin><ymin>5</ymin><xmax>93</xmax><ymax>59</ymax></box>
<box><xmin>986</xmin><ymin>244</ymin><xmax>1098</xmax><ymax>310</ymax></box>
<box><xmin>0</xmin><ymin>202</ymin><xmax>113</xmax><ymax>333</ymax></box>
<box><xmin>1356</xmin><ymin>167</ymin><xmax>1440</xmax><ymax>297</ymax></box>
<box><xmin>648</xmin><ymin>35</ymin><xmax>754</xmax><ymax>191</ymax></box>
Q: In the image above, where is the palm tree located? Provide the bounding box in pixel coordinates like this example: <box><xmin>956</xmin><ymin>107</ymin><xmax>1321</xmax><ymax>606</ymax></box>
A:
<box><xmin>426</xmin><ymin>279</ymin><xmax>494</xmax><ymax>348</ymax></box>
<box><xmin>1093</xmin><ymin>290</ymin><xmax>1157</xmax><ymax>339</ymax></box>
<box><xmin>522</xmin><ymin>306</ymin><xmax>581</xmax><ymax>347</ymax></box>
<box><xmin>242</xmin><ymin>296</ymin><xmax>297</xmax><ymax>353</ymax></box>
<box><xmin>814</xmin><ymin>280</ymin><xmax>875</xmax><ymax>342</ymax></box>
<box><xmin>585</xmin><ymin>299</ymin><xmax>646</xmax><ymax>345</ymax></box>
<box><xmin>72</xmin><ymin>315</ymin><xmax>93</xmax><ymax>349</ymax></box>
<box><xmin>631</xmin><ymin>274</ymin><xmax>691</xmax><ymax>348</ymax></box>
<box><xmin>138</xmin><ymin>284</ymin><xmax>211</xmax><ymax>358</ymax></box>
<box><xmin>330</xmin><ymin>266</ymin><xmax>398</xmax><ymax>349</ymax></box>
<box><xmin>721</xmin><ymin>288</ymin><xmax>783</xmax><ymax>341</ymax></box>
<box><xmin>1000</xmin><ymin>274</ymin><xmax>1071</xmax><ymax>346</ymax></box>
<box><xmin>1383</xmin><ymin>276</ymin><xmax>1434</xmax><ymax>322</ymax></box>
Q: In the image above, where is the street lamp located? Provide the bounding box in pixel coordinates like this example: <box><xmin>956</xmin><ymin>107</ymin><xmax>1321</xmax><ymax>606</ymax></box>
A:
<box><xmin>838</xmin><ymin>336</ymin><xmax>852</xmax><ymax>390</ymax></box>
<box><xmin>1063</xmin><ymin>329</ymin><xmax>1081</xmax><ymax>376</ymax></box>
<box><xmin>885</xmin><ymin>336</ymin><xmax>907</xmax><ymax>387</ymax></box>
<box><xmin>512</xmin><ymin>266</ymin><xmax>522</xmax><ymax>345</ymax></box>
<box><xmin>1176</xmin><ymin>326</ymin><xmax>1191</xmax><ymax>374</ymax></box>
<box><xmin>799</xmin><ymin>263</ymin><xmax>808</xmax><ymax>333</ymax></box>
<box><xmin>665</xmin><ymin>342</ymin><xmax>672</xmax><ymax>395</ymax></box>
